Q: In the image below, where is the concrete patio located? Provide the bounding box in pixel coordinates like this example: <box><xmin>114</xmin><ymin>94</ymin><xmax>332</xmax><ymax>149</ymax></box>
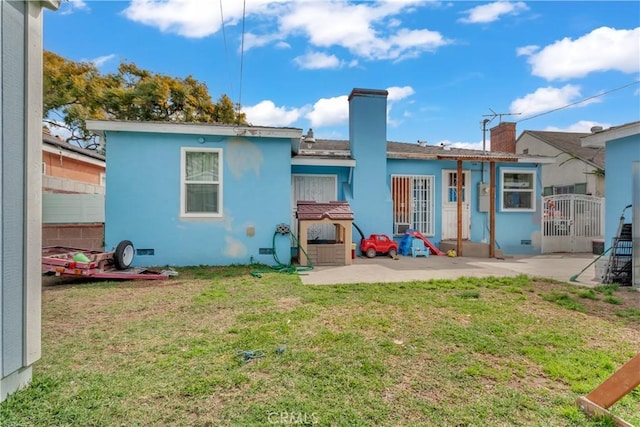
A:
<box><xmin>299</xmin><ymin>253</ymin><xmax>607</xmax><ymax>286</ymax></box>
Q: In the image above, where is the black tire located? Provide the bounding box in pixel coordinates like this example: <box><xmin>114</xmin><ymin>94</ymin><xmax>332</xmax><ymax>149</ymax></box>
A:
<box><xmin>388</xmin><ymin>248</ymin><xmax>397</xmax><ymax>258</ymax></box>
<box><xmin>114</xmin><ymin>240</ymin><xmax>135</xmax><ymax>270</ymax></box>
<box><xmin>365</xmin><ymin>248</ymin><xmax>376</xmax><ymax>258</ymax></box>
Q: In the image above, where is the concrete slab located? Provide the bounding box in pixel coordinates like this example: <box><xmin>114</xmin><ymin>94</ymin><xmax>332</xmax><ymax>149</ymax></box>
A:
<box><xmin>299</xmin><ymin>253</ymin><xmax>603</xmax><ymax>286</ymax></box>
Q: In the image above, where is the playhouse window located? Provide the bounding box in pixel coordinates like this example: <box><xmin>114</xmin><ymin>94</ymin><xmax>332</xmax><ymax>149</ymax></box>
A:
<box><xmin>181</xmin><ymin>148</ymin><xmax>222</xmax><ymax>217</ymax></box>
<box><xmin>500</xmin><ymin>169</ymin><xmax>536</xmax><ymax>212</ymax></box>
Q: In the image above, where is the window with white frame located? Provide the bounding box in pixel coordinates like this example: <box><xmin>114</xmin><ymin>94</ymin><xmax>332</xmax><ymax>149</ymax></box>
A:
<box><xmin>181</xmin><ymin>147</ymin><xmax>222</xmax><ymax>217</ymax></box>
<box><xmin>500</xmin><ymin>169</ymin><xmax>536</xmax><ymax>212</ymax></box>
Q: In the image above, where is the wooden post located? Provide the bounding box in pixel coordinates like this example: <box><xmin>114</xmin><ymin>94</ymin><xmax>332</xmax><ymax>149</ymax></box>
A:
<box><xmin>577</xmin><ymin>353</ymin><xmax>640</xmax><ymax>427</ymax></box>
<box><xmin>489</xmin><ymin>161</ymin><xmax>496</xmax><ymax>258</ymax></box>
<box><xmin>457</xmin><ymin>159</ymin><xmax>463</xmax><ymax>256</ymax></box>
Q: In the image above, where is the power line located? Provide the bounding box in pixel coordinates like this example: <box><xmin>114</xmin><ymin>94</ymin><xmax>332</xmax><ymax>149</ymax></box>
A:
<box><xmin>238</xmin><ymin>0</ymin><xmax>247</xmax><ymax>123</ymax></box>
<box><xmin>516</xmin><ymin>80</ymin><xmax>640</xmax><ymax>123</ymax></box>
<box><xmin>218</xmin><ymin>0</ymin><xmax>234</xmax><ymax>100</ymax></box>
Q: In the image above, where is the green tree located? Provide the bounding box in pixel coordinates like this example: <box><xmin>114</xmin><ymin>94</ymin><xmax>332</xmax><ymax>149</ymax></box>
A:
<box><xmin>43</xmin><ymin>51</ymin><xmax>248</xmax><ymax>149</ymax></box>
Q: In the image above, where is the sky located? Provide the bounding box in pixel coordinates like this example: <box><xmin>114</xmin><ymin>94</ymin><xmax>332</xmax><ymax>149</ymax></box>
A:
<box><xmin>43</xmin><ymin>0</ymin><xmax>640</xmax><ymax>150</ymax></box>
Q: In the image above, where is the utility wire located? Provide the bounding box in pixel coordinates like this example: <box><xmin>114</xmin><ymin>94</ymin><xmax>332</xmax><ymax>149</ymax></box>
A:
<box><xmin>218</xmin><ymin>0</ymin><xmax>234</xmax><ymax>101</ymax></box>
<box><xmin>237</xmin><ymin>0</ymin><xmax>247</xmax><ymax>124</ymax></box>
<box><xmin>516</xmin><ymin>80</ymin><xmax>640</xmax><ymax>123</ymax></box>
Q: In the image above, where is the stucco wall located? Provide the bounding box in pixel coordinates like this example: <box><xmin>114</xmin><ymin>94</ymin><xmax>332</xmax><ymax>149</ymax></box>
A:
<box><xmin>387</xmin><ymin>159</ymin><xmax>543</xmax><ymax>255</ymax></box>
<box><xmin>104</xmin><ymin>131</ymin><xmax>293</xmax><ymax>267</ymax></box>
<box><xmin>604</xmin><ymin>136</ymin><xmax>639</xmax><ymax>245</ymax></box>
<box><xmin>517</xmin><ymin>134</ymin><xmax>603</xmax><ymax>196</ymax></box>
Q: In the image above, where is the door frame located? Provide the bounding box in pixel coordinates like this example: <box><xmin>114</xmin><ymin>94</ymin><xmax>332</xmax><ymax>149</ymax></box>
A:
<box><xmin>441</xmin><ymin>169</ymin><xmax>471</xmax><ymax>240</ymax></box>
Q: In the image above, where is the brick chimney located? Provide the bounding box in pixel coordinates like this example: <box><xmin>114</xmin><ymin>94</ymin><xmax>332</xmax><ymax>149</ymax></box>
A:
<box><xmin>490</xmin><ymin>122</ymin><xmax>516</xmax><ymax>153</ymax></box>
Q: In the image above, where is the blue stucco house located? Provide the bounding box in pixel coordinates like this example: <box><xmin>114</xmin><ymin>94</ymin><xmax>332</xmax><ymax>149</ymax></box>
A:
<box><xmin>87</xmin><ymin>88</ymin><xmax>552</xmax><ymax>268</ymax></box>
<box><xmin>582</xmin><ymin>121</ymin><xmax>639</xmax><ymax>287</ymax></box>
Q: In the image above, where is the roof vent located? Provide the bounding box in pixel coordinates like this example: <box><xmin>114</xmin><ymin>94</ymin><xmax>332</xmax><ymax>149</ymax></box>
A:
<box><xmin>590</xmin><ymin>126</ymin><xmax>603</xmax><ymax>133</ymax></box>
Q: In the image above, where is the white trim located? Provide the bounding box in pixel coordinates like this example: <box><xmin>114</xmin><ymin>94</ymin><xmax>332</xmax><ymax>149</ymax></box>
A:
<box><xmin>517</xmin><ymin>156</ymin><xmax>555</xmax><ymax>164</ymax></box>
<box><xmin>500</xmin><ymin>168</ymin><xmax>537</xmax><ymax>212</ymax></box>
<box><xmin>86</xmin><ymin>119</ymin><xmax>302</xmax><ymax>140</ymax></box>
<box><xmin>581</xmin><ymin>121</ymin><xmax>640</xmax><ymax>148</ymax></box>
<box><xmin>291</xmin><ymin>157</ymin><xmax>356</xmax><ymax>167</ymax></box>
<box><xmin>180</xmin><ymin>147</ymin><xmax>223</xmax><ymax>218</ymax></box>
<box><xmin>25</xmin><ymin>0</ymin><xmax>47</xmax><ymax>366</ymax></box>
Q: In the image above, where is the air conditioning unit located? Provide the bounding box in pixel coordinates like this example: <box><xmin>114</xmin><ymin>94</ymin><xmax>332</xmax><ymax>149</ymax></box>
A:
<box><xmin>395</xmin><ymin>223</ymin><xmax>411</xmax><ymax>235</ymax></box>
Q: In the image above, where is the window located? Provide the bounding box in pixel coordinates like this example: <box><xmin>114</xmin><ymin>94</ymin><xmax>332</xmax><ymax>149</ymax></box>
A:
<box><xmin>500</xmin><ymin>169</ymin><xmax>536</xmax><ymax>212</ymax></box>
<box><xmin>181</xmin><ymin>148</ymin><xmax>222</xmax><ymax>217</ymax></box>
<box><xmin>392</xmin><ymin>175</ymin><xmax>435</xmax><ymax>236</ymax></box>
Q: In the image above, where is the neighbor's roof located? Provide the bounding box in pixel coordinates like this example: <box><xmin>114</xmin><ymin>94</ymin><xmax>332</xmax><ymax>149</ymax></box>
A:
<box><xmin>519</xmin><ymin>130</ymin><xmax>604</xmax><ymax>169</ymax></box>
<box><xmin>293</xmin><ymin>139</ymin><xmax>552</xmax><ymax>164</ymax></box>
<box><xmin>296</xmin><ymin>201</ymin><xmax>354</xmax><ymax>221</ymax></box>
<box><xmin>43</xmin><ymin>132</ymin><xmax>105</xmax><ymax>162</ymax></box>
<box><xmin>581</xmin><ymin>121</ymin><xmax>640</xmax><ymax>148</ymax></box>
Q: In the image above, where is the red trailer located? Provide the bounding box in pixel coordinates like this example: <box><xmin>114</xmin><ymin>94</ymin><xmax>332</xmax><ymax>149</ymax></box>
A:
<box><xmin>42</xmin><ymin>240</ymin><xmax>169</xmax><ymax>280</ymax></box>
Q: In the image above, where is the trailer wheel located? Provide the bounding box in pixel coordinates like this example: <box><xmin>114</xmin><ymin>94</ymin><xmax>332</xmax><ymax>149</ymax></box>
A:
<box><xmin>114</xmin><ymin>240</ymin><xmax>135</xmax><ymax>270</ymax></box>
<box><xmin>365</xmin><ymin>248</ymin><xmax>377</xmax><ymax>258</ymax></box>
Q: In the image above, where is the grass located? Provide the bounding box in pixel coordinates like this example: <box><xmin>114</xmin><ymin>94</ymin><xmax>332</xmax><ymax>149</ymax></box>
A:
<box><xmin>1</xmin><ymin>268</ymin><xmax>639</xmax><ymax>426</ymax></box>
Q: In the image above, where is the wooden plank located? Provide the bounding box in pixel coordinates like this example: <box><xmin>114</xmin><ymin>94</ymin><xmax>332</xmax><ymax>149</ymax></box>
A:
<box><xmin>586</xmin><ymin>353</ymin><xmax>640</xmax><ymax>409</ymax></box>
<box><xmin>576</xmin><ymin>397</ymin><xmax>635</xmax><ymax>427</ymax></box>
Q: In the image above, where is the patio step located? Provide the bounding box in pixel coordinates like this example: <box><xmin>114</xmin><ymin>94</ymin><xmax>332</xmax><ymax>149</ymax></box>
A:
<box><xmin>439</xmin><ymin>240</ymin><xmax>504</xmax><ymax>258</ymax></box>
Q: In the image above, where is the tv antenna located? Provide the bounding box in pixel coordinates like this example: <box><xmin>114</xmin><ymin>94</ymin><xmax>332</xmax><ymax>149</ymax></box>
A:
<box><xmin>482</xmin><ymin>108</ymin><xmax>521</xmax><ymax>124</ymax></box>
<box><xmin>480</xmin><ymin>109</ymin><xmax>521</xmax><ymax>154</ymax></box>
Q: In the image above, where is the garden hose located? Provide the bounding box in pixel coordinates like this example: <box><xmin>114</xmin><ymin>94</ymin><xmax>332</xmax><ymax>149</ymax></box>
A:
<box><xmin>250</xmin><ymin>224</ymin><xmax>314</xmax><ymax>277</ymax></box>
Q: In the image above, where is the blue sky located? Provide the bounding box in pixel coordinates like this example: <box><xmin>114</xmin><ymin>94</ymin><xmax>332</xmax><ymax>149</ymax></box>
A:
<box><xmin>44</xmin><ymin>1</ymin><xmax>640</xmax><ymax>149</ymax></box>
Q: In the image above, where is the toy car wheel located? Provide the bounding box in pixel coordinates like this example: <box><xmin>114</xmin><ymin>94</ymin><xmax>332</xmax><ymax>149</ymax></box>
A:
<box><xmin>388</xmin><ymin>248</ymin><xmax>397</xmax><ymax>258</ymax></box>
<box><xmin>114</xmin><ymin>240</ymin><xmax>135</xmax><ymax>270</ymax></box>
<box><xmin>365</xmin><ymin>248</ymin><xmax>376</xmax><ymax>258</ymax></box>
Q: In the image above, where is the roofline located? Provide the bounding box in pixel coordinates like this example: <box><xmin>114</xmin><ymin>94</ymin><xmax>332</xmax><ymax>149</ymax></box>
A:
<box><xmin>581</xmin><ymin>121</ymin><xmax>640</xmax><ymax>148</ymax></box>
<box><xmin>43</xmin><ymin>144</ymin><xmax>105</xmax><ymax>167</ymax></box>
<box><xmin>291</xmin><ymin>157</ymin><xmax>356</xmax><ymax>167</ymax></box>
<box><xmin>85</xmin><ymin>120</ymin><xmax>303</xmax><ymax>140</ymax></box>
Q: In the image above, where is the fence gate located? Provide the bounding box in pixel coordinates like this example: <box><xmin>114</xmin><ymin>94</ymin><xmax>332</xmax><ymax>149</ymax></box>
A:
<box><xmin>541</xmin><ymin>194</ymin><xmax>604</xmax><ymax>253</ymax></box>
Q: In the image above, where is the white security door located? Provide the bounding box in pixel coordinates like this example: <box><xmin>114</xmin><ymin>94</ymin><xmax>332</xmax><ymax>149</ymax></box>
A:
<box><xmin>291</xmin><ymin>175</ymin><xmax>337</xmax><ymax>241</ymax></box>
<box><xmin>441</xmin><ymin>170</ymin><xmax>470</xmax><ymax>240</ymax></box>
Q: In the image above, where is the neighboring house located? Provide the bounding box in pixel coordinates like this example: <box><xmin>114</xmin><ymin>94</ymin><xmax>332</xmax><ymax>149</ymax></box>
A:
<box><xmin>87</xmin><ymin>88</ymin><xmax>552</xmax><ymax>268</ymax></box>
<box><xmin>582</xmin><ymin>121</ymin><xmax>640</xmax><ymax>288</ymax></box>
<box><xmin>42</xmin><ymin>131</ymin><xmax>106</xmax><ymax>250</ymax></box>
<box><xmin>1</xmin><ymin>0</ymin><xmax>60</xmax><ymax>402</ymax></box>
<box><xmin>515</xmin><ymin>129</ymin><xmax>605</xmax><ymax>197</ymax></box>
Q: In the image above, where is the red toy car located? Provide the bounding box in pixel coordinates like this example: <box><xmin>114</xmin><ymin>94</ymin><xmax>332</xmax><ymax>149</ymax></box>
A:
<box><xmin>360</xmin><ymin>234</ymin><xmax>398</xmax><ymax>258</ymax></box>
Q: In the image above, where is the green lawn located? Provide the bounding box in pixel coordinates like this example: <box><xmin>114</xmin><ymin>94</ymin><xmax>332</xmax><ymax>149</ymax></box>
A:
<box><xmin>2</xmin><ymin>267</ymin><xmax>639</xmax><ymax>426</ymax></box>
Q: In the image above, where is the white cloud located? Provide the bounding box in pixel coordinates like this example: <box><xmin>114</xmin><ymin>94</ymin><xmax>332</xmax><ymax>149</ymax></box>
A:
<box><xmin>306</xmin><ymin>95</ymin><xmax>349</xmax><ymax>128</ymax></box>
<box><xmin>441</xmin><ymin>140</ymin><xmax>487</xmax><ymax>151</ymax></box>
<box><xmin>280</xmin><ymin>2</ymin><xmax>450</xmax><ymax>61</ymax></box>
<box><xmin>91</xmin><ymin>54</ymin><xmax>117</xmax><ymax>68</ymax></box>
<box><xmin>241</xmin><ymin>100</ymin><xmax>305</xmax><ymax>127</ymax></box>
<box><xmin>521</xmin><ymin>26</ymin><xmax>640</xmax><ymax>80</ymax></box>
<box><xmin>122</xmin><ymin>0</ymin><xmax>449</xmax><ymax>62</ymax></box>
<box><xmin>510</xmin><ymin>84</ymin><xmax>600</xmax><ymax>117</ymax></box>
<box><xmin>458</xmin><ymin>1</ymin><xmax>528</xmax><ymax>24</ymax></box>
<box><xmin>293</xmin><ymin>52</ymin><xmax>342</xmax><ymax>70</ymax></box>
<box><xmin>60</xmin><ymin>0</ymin><xmax>88</xmax><ymax>15</ymax></box>
<box><xmin>544</xmin><ymin>121</ymin><xmax>612</xmax><ymax>133</ymax></box>
<box><xmin>516</xmin><ymin>45</ymin><xmax>538</xmax><ymax>57</ymax></box>
<box><xmin>386</xmin><ymin>86</ymin><xmax>415</xmax><ymax>102</ymax></box>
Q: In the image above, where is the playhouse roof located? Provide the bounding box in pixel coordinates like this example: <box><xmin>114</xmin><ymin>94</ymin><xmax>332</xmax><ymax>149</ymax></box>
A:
<box><xmin>296</xmin><ymin>201</ymin><xmax>354</xmax><ymax>221</ymax></box>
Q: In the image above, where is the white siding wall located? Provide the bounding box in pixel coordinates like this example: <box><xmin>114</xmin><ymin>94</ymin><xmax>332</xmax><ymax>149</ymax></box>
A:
<box><xmin>517</xmin><ymin>134</ymin><xmax>604</xmax><ymax>196</ymax></box>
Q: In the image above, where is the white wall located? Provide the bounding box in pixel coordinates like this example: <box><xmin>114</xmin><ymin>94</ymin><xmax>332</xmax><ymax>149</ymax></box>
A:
<box><xmin>517</xmin><ymin>134</ymin><xmax>604</xmax><ymax>196</ymax></box>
